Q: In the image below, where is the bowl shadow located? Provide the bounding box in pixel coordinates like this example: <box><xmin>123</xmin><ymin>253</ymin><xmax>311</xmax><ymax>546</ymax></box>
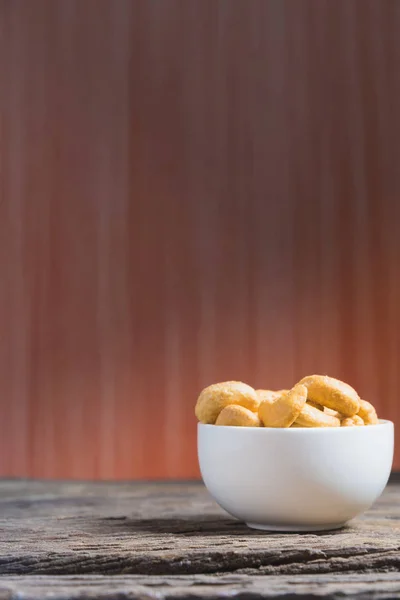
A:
<box><xmin>97</xmin><ymin>515</ymin><xmax>352</xmax><ymax>537</ymax></box>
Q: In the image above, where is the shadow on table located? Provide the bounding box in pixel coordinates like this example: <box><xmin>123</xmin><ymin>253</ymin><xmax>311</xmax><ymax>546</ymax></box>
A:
<box><xmin>97</xmin><ymin>515</ymin><xmax>352</xmax><ymax>537</ymax></box>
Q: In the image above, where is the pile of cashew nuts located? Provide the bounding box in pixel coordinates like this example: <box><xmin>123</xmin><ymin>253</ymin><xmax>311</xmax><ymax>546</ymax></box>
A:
<box><xmin>195</xmin><ymin>375</ymin><xmax>379</xmax><ymax>428</ymax></box>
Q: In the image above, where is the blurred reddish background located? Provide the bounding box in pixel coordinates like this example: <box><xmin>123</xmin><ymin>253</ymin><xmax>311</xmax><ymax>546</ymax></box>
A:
<box><xmin>0</xmin><ymin>0</ymin><xmax>399</xmax><ymax>479</ymax></box>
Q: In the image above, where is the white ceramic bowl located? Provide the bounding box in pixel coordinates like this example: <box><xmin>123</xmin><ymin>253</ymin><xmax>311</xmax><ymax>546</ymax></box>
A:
<box><xmin>198</xmin><ymin>420</ymin><xmax>394</xmax><ymax>532</ymax></box>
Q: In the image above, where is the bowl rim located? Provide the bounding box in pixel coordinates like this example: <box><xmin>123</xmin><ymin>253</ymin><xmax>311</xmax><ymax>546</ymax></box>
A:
<box><xmin>198</xmin><ymin>419</ymin><xmax>393</xmax><ymax>432</ymax></box>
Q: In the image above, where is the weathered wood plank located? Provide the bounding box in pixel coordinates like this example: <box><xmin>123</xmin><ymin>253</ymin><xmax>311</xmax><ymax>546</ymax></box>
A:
<box><xmin>1</xmin><ymin>573</ymin><xmax>400</xmax><ymax>600</ymax></box>
<box><xmin>0</xmin><ymin>480</ymin><xmax>399</xmax><ymax>577</ymax></box>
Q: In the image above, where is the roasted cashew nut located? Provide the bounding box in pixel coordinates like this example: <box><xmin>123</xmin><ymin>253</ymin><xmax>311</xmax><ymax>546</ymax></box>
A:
<box><xmin>298</xmin><ymin>375</ymin><xmax>360</xmax><ymax>417</ymax></box>
<box><xmin>307</xmin><ymin>400</ymin><xmax>325</xmax><ymax>411</ymax></box>
<box><xmin>258</xmin><ymin>384</ymin><xmax>307</xmax><ymax>428</ymax></box>
<box><xmin>353</xmin><ymin>414</ymin><xmax>365</xmax><ymax>426</ymax></box>
<box><xmin>295</xmin><ymin>403</ymin><xmax>340</xmax><ymax>428</ymax></box>
<box><xmin>216</xmin><ymin>405</ymin><xmax>261</xmax><ymax>427</ymax></box>
<box><xmin>341</xmin><ymin>415</ymin><xmax>364</xmax><ymax>427</ymax></box>
<box><xmin>324</xmin><ymin>407</ymin><xmax>341</xmax><ymax>418</ymax></box>
<box><xmin>195</xmin><ymin>381</ymin><xmax>259</xmax><ymax>424</ymax></box>
<box><xmin>256</xmin><ymin>389</ymin><xmax>288</xmax><ymax>403</ymax></box>
<box><xmin>256</xmin><ymin>390</ymin><xmax>280</xmax><ymax>403</ymax></box>
<box><xmin>357</xmin><ymin>399</ymin><xmax>379</xmax><ymax>425</ymax></box>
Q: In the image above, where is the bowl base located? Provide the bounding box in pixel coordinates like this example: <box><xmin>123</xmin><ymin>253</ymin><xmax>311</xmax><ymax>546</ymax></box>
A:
<box><xmin>246</xmin><ymin>521</ymin><xmax>347</xmax><ymax>533</ymax></box>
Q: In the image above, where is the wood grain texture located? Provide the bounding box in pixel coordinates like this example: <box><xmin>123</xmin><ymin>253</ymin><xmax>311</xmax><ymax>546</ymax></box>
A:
<box><xmin>0</xmin><ymin>480</ymin><xmax>399</xmax><ymax>577</ymax></box>
<box><xmin>2</xmin><ymin>573</ymin><xmax>400</xmax><ymax>600</ymax></box>
<box><xmin>0</xmin><ymin>0</ymin><xmax>399</xmax><ymax>479</ymax></box>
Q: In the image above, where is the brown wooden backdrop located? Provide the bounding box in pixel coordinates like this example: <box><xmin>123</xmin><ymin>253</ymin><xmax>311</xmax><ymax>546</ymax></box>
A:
<box><xmin>0</xmin><ymin>0</ymin><xmax>399</xmax><ymax>479</ymax></box>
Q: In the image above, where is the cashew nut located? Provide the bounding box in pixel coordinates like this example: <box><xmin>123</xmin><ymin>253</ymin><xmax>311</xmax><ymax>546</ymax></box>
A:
<box><xmin>195</xmin><ymin>381</ymin><xmax>259</xmax><ymax>424</ymax></box>
<box><xmin>307</xmin><ymin>400</ymin><xmax>325</xmax><ymax>411</ymax></box>
<box><xmin>256</xmin><ymin>389</ymin><xmax>288</xmax><ymax>404</ymax></box>
<box><xmin>357</xmin><ymin>399</ymin><xmax>379</xmax><ymax>425</ymax></box>
<box><xmin>216</xmin><ymin>405</ymin><xmax>261</xmax><ymax>427</ymax></box>
<box><xmin>341</xmin><ymin>414</ymin><xmax>364</xmax><ymax>427</ymax></box>
<box><xmin>258</xmin><ymin>384</ymin><xmax>307</xmax><ymax>428</ymax></box>
<box><xmin>298</xmin><ymin>375</ymin><xmax>360</xmax><ymax>417</ymax></box>
<box><xmin>295</xmin><ymin>403</ymin><xmax>340</xmax><ymax>428</ymax></box>
<box><xmin>324</xmin><ymin>407</ymin><xmax>342</xmax><ymax>418</ymax></box>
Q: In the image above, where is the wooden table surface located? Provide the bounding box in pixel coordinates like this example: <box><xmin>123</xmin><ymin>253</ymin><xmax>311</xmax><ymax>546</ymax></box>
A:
<box><xmin>0</xmin><ymin>479</ymin><xmax>399</xmax><ymax>599</ymax></box>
